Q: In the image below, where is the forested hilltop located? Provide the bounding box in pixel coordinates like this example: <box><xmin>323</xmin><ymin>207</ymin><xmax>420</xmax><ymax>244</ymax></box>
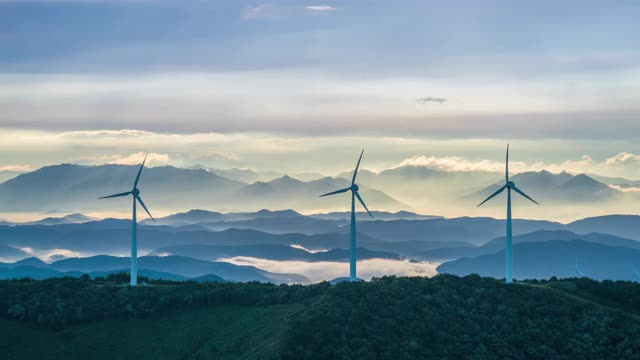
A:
<box><xmin>2</xmin><ymin>274</ymin><xmax>640</xmax><ymax>359</ymax></box>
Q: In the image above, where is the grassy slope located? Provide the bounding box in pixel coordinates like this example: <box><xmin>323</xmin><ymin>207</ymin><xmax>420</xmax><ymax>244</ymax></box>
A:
<box><xmin>0</xmin><ymin>304</ymin><xmax>302</xmax><ymax>360</ymax></box>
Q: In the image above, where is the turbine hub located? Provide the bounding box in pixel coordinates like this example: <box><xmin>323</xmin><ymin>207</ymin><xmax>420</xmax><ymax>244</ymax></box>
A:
<box><xmin>507</xmin><ymin>181</ymin><xmax>515</xmax><ymax>188</ymax></box>
<box><xmin>132</xmin><ymin>188</ymin><xmax>140</xmax><ymax>196</ymax></box>
<box><xmin>352</xmin><ymin>184</ymin><xmax>359</xmax><ymax>192</ymax></box>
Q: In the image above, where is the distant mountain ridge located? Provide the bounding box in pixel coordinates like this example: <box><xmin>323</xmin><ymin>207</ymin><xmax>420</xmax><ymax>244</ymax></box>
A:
<box><xmin>0</xmin><ymin>164</ymin><xmax>405</xmax><ymax>213</ymax></box>
<box><xmin>437</xmin><ymin>239</ymin><xmax>640</xmax><ymax>281</ymax></box>
<box><xmin>420</xmin><ymin>230</ymin><xmax>640</xmax><ymax>261</ymax></box>
<box><xmin>0</xmin><ymin>255</ymin><xmax>310</xmax><ymax>284</ymax></box>
<box><xmin>149</xmin><ymin>244</ymin><xmax>401</xmax><ymax>262</ymax></box>
<box><xmin>475</xmin><ymin>170</ymin><xmax>619</xmax><ymax>203</ymax></box>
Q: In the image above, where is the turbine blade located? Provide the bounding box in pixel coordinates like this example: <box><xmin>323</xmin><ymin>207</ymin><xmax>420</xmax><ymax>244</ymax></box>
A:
<box><xmin>319</xmin><ymin>187</ymin><xmax>350</xmax><ymax>197</ymax></box>
<box><xmin>99</xmin><ymin>191</ymin><xmax>132</xmax><ymax>199</ymax></box>
<box><xmin>505</xmin><ymin>144</ymin><xmax>509</xmax><ymax>182</ymax></box>
<box><xmin>133</xmin><ymin>154</ymin><xmax>148</xmax><ymax>189</ymax></box>
<box><xmin>477</xmin><ymin>185</ymin><xmax>506</xmax><ymax>207</ymax></box>
<box><xmin>135</xmin><ymin>195</ymin><xmax>155</xmax><ymax>222</ymax></box>
<box><xmin>354</xmin><ymin>191</ymin><xmax>374</xmax><ymax>219</ymax></box>
<box><xmin>352</xmin><ymin>149</ymin><xmax>365</xmax><ymax>186</ymax></box>
<box><xmin>511</xmin><ymin>185</ymin><xmax>539</xmax><ymax>205</ymax></box>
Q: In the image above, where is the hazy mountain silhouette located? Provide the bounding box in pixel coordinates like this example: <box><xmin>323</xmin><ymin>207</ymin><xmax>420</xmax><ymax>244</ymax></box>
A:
<box><xmin>0</xmin><ymin>164</ymin><xmax>404</xmax><ymax>213</ymax></box>
<box><xmin>0</xmin><ymin>262</ymin><xmax>225</xmax><ymax>282</ymax></box>
<box><xmin>142</xmin><ymin>208</ymin><xmax>305</xmax><ymax>226</ymax></box>
<box><xmin>0</xmin><ymin>164</ymin><xmax>245</xmax><ymax>212</ymax></box>
<box><xmin>309</xmin><ymin>210</ymin><xmax>440</xmax><ymax>221</ymax></box>
<box><xmin>421</xmin><ymin>230</ymin><xmax>640</xmax><ymax>261</ymax></box>
<box><xmin>0</xmin><ymin>170</ymin><xmax>24</xmax><ymax>183</ymax></box>
<box><xmin>566</xmin><ymin>215</ymin><xmax>640</xmax><ymax>240</ymax></box>
<box><xmin>475</xmin><ymin>170</ymin><xmax>618</xmax><ymax>203</ymax></box>
<box><xmin>149</xmin><ymin>244</ymin><xmax>400</xmax><ymax>262</ymax></box>
<box><xmin>207</xmin><ymin>167</ymin><xmax>325</xmax><ymax>183</ymax></box>
<box><xmin>0</xmin><ymin>245</ymin><xmax>29</xmax><ymax>261</ymax></box>
<box><xmin>28</xmin><ymin>255</ymin><xmax>310</xmax><ymax>283</ymax></box>
<box><xmin>235</xmin><ymin>175</ymin><xmax>407</xmax><ymax>211</ymax></box>
<box><xmin>23</xmin><ymin>213</ymin><xmax>97</xmax><ymax>226</ymax></box>
<box><xmin>587</xmin><ymin>173</ymin><xmax>640</xmax><ymax>187</ymax></box>
<box><xmin>337</xmin><ymin>166</ymin><xmax>502</xmax><ymax>206</ymax></box>
<box><xmin>355</xmin><ymin>217</ymin><xmax>563</xmax><ymax>245</ymax></box>
<box><xmin>0</xmin><ymin>221</ymin><xmax>387</xmax><ymax>255</ymax></box>
<box><xmin>437</xmin><ymin>239</ymin><xmax>640</xmax><ymax>281</ymax></box>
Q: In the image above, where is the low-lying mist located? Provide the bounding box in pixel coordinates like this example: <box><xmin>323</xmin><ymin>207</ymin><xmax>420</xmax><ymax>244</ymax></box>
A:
<box><xmin>217</xmin><ymin>257</ymin><xmax>439</xmax><ymax>283</ymax></box>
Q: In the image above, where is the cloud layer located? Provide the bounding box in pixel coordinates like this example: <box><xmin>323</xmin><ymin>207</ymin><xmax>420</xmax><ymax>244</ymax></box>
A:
<box><xmin>394</xmin><ymin>153</ymin><xmax>640</xmax><ymax>178</ymax></box>
<box><xmin>218</xmin><ymin>256</ymin><xmax>439</xmax><ymax>283</ymax></box>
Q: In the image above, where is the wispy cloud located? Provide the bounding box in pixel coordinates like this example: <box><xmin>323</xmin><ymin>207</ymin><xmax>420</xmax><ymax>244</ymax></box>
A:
<box><xmin>218</xmin><ymin>256</ymin><xmax>439</xmax><ymax>283</ymax></box>
<box><xmin>106</xmin><ymin>152</ymin><xmax>171</xmax><ymax>166</ymax></box>
<box><xmin>305</xmin><ymin>5</ymin><xmax>336</xmax><ymax>11</ymax></box>
<box><xmin>417</xmin><ymin>97</ymin><xmax>447</xmax><ymax>104</ymax></box>
<box><xmin>242</xmin><ymin>4</ymin><xmax>275</xmax><ymax>19</ymax></box>
<box><xmin>393</xmin><ymin>154</ymin><xmax>604</xmax><ymax>176</ymax></box>
<box><xmin>605</xmin><ymin>152</ymin><xmax>640</xmax><ymax>166</ymax></box>
<box><xmin>0</xmin><ymin>165</ymin><xmax>31</xmax><ymax>172</ymax></box>
<box><xmin>289</xmin><ymin>244</ymin><xmax>329</xmax><ymax>253</ymax></box>
<box><xmin>608</xmin><ymin>184</ymin><xmax>640</xmax><ymax>193</ymax></box>
<box><xmin>19</xmin><ymin>247</ymin><xmax>84</xmax><ymax>263</ymax></box>
<box><xmin>58</xmin><ymin>129</ymin><xmax>153</xmax><ymax>138</ymax></box>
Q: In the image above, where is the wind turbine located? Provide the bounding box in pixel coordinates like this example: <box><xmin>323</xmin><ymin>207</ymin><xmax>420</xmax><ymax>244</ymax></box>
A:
<box><xmin>574</xmin><ymin>256</ymin><xmax>586</xmax><ymax>277</ymax></box>
<box><xmin>99</xmin><ymin>155</ymin><xmax>155</xmax><ymax>286</ymax></box>
<box><xmin>319</xmin><ymin>149</ymin><xmax>373</xmax><ymax>282</ymax></box>
<box><xmin>477</xmin><ymin>145</ymin><xmax>539</xmax><ymax>284</ymax></box>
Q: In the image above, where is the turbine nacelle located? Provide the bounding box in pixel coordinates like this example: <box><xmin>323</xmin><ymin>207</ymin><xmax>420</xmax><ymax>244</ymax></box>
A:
<box><xmin>132</xmin><ymin>188</ymin><xmax>140</xmax><ymax>196</ymax></box>
<box><xmin>506</xmin><ymin>181</ymin><xmax>515</xmax><ymax>188</ymax></box>
<box><xmin>351</xmin><ymin>184</ymin><xmax>359</xmax><ymax>192</ymax></box>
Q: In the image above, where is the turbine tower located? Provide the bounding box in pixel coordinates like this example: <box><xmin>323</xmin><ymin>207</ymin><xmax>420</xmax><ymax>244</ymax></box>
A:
<box><xmin>320</xmin><ymin>149</ymin><xmax>373</xmax><ymax>282</ymax></box>
<box><xmin>477</xmin><ymin>145</ymin><xmax>538</xmax><ymax>284</ymax></box>
<box><xmin>99</xmin><ymin>155</ymin><xmax>155</xmax><ymax>286</ymax></box>
<box><xmin>574</xmin><ymin>256</ymin><xmax>586</xmax><ymax>277</ymax></box>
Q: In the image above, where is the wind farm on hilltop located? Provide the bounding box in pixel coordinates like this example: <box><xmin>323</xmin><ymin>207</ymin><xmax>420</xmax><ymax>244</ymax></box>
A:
<box><xmin>2</xmin><ymin>144</ymin><xmax>639</xmax><ymax>286</ymax></box>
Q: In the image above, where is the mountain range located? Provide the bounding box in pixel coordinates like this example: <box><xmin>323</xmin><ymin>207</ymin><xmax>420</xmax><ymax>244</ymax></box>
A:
<box><xmin>149</xmin><ymin>244</ymin><xmax>401</xmax><ymax>262</ymax></box>
<box><xmin>420</xmin><ymin>230</ymin><xmax>640</xmax><ymax>261</ymax></box>
<box><xmin>0</xmin><ymin>255</ymin><xmax>310</xmax><ymax>284</ymax></box>
<box><xmin>1</xmin><ymin>163</ymin><xmax>637</xmax><ymax>217</ymax></box>
<box><xmin>475</xmin><ymin>170</ymin><xmax>620</xmax><ymax>203</ymax></box>
<box><xmin>0</xmin><ymin>164</ymin><xmax>405</xmax><ymax>213</ymax></box>
<box><xmin>437</xmin><ymin>239</ymin><xmax>640</xmax><ymax>281</ymax></box>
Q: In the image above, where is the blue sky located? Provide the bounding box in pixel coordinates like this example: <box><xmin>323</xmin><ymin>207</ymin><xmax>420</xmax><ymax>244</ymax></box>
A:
<box><xmin>1</xmin><ymin>0</ymin><xmax>640</xmax><ymax>176</ymax></box>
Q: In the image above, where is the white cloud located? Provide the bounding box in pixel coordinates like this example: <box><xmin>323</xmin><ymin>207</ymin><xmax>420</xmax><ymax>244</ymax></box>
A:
<box><xmin>397</xmin><ymin>155</ymin><xmax>514</xmax><ymax>173</ymax></box>
<box><xmin>305</xmin><ymin>5</ymin><xmax>336</xmax><ymax>11</ymax></box>
<box><xmin>289</xmin><ymin>244</ymin><xmax>328</xmax><ymax>253</ymax></box>
<box><xmin>608</xmin><ymin>184</ymin><xmax>640</xmax><ymax>193</ymax></box>
<box><xmin>605</xmin><ymin>152</ymin><xmax>640</xmax><ymax>166</ymax></box>
<box><xmin>19</xmin><ymin>247</ymin><xmax>84</xmax><ymax>263</ymax></box>
<box><xmin>218</xmin><ymin>256</ymin><xmax>439</xmax><ymax>283</ymax></box>
<box><xmin>59</xmin><ymin>129</ymin><xmax>154</xmax><ymax>138</ymax></box>
<box><xmin>242</xmin><ymin>4</ymin><xmax>275</xmax><ymax>19</ymax></box>
<box><xmin>107</xmin><ymin>152</ymin><xmax>171</xmax><ymax>166</ymax></box>
<box><xmin>394</xmin><ymin>154</ymin><xmax>598</xmax><ymax>175</ymax></box>
<box><xmin>0</xmin><ymin>165</ymin><xmax>31</xmax><ymax>172</ymax></box>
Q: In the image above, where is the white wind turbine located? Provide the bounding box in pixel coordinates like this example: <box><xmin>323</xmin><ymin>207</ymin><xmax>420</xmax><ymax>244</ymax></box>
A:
<box><xmin>319</xmin><ymin>149</ymin><xmax>373</xmax><ymax>282</ymax></box>
<box><xmin>99</xmin><ymin>155</ymin><xmax>155</xmax><ymax>286</ymax></box>
<box><xmin>477</xmin><ymin>145</ymin><xmax>539</xmax><ymax>284</ymax></box>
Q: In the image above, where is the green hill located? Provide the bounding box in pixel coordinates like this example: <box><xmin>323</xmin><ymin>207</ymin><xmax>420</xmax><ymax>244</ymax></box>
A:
<box><xmin>2</xmin><ymin>275</ymin><xmax>640</xmax><ymax>359</ymax></box>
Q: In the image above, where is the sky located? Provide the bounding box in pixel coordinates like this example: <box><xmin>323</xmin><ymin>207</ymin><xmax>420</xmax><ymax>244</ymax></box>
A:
<box><xmin>2</xmin><ymin>0</ymin><xmax>640</xmax><ymax>178</ymax></box>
